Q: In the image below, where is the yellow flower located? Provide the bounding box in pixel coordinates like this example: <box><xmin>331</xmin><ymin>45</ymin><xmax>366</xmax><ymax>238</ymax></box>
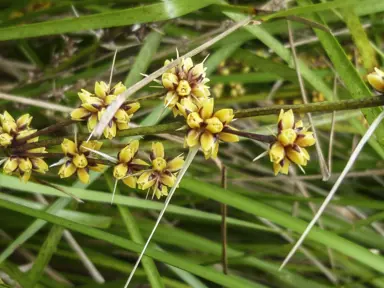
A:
<box><xmin>137</xmin><ymin>142</ymin><xmax>184</xmax><ymax>199</ymax></box>
<box><xmin>0</xmin><ymin>112</ymin><xmax>36</xmax><ymax>147</ymax></box>
<box><xmin>161</xmin><ymin>57</ymin><xmax>210</xmax><ymax>117</ymax></box>
<box><xmin>70</xmin><ymin>82</ymin><xmax>140</xmax><ymax>139</ymax></box>
<box><xmin>268</xmin><ymin>109</ymin><xmax>316</xmax><ymax>175</ymax></box>
<box><xmin>183</xmin><ymin>99</ymin><xmax>239</xmax><ymax>159</ymax></box>
<box><xmin>2</xmin><ymin>154</ymin><xmax>48</xmax><ymax>183</ymax></box>
<box><xmin>367</xmin><ymin>67</ymin><xmax>384</xmax><ymax>93</ymax></box>
<box><xmin>58</xmin><ymin>139</ymin><xmax>104</xmax><ymax>183</ymax></box>
<box><xmin>113</xmin><ymin>140</ymin><xmax>149</xmax><ymax>188</ymax></box>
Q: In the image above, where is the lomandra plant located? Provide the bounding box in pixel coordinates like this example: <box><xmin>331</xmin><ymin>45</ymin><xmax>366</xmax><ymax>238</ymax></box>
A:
<box><xmin>1</xmin><ymin>1</ymin><xmax>384</xmax><ymax>287</ymax></box>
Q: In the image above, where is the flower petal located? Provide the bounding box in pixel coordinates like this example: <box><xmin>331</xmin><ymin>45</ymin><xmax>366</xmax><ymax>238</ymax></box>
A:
<box><xmin>166</xmin><ymin>156</ymin><xmax>184</xmax><ymax>172</ymax></box>
<box><xmin>77</xmin><ymin>168</ymin><xmax>90</xmax><ymax>184</ymax></box>
<box><xmin>123</xmin><ymin>176</ymin><xmax>137</xmax><ymax>188</ymax></box>
<box><xmin>152</xmin><ymin>142</ymin><xmax>164</xmax><ymax>159</ymax></box>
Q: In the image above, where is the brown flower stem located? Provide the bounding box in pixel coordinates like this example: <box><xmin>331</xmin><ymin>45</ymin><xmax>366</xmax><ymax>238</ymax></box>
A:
<box><xmin>223</xmin><ymin>127</ymin><xmax>276</xmax><ymax>144</ymax></box>
<box><xmin>234</xmin><ymin>94</ymin><xmax>384</xmax><ymax>118</ymax></box>
<box><xmin>13</xmin><ymin>119</ymin><xmax>76</xmax><ymax>146</ymax></box>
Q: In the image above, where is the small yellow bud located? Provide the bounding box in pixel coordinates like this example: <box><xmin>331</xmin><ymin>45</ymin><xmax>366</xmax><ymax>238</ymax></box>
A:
<box><xmin>31</xmin><ymin>158</ymin><xmax>49</xmax><ymax>174</ymax></box>
<box><xmin>78</xmin><ymin>89</ymin><xmax>93</xmax><ymax>103</ymax></box>
<box><xmin>190</xmin><ymin>63</ymin><xmax>205</xmax><ymax>79</ymax></box>
<box><xmin>277</xmin><ymin>128</ymin><xmax>297</xmax><ymax>146</ymax></box>
<box><xmin>73</xmin><ymin>154</ymin><xmax>88</xmax><ymax>168</ymax></box>
<box><xmin>137</xmin><ymin>171</ymin><xmax>156</xmax><ymax>190</ymax></box>
<box><xmin>166</xmin><ymin>156</ymin><xmax>184</xmax><ymax>172</ymax></box>
<box><xmin>16</xmin><ymin>114</ymin><xmax>32</xmax><ymax>129</ymax></box>
<box><xmin>164</xmin><ymin>91</ymin><xmax>178</xmax><ymax>108</ymax></box>
<box><xmin>152</xmin><ymin>157</ymin><xmax>167</xmax><ymax>172</ymax></box>
<box><xmin>119</xmin><ymin>146</ymin><xmax>134</xmax><ymax>163</ymax></box>
<box><xmin>152</xmin><ymin>142</ymin><xmax>164</xmax><ymax>159</ymax></box>
<box><xmin>114</xmin><ymin>109</ymin><xmax>130</xmax><ymax>124</ymax></box>
<box><xmin>160</xmin><ymin>173</ymin><xmax>175</xmax><ymax>187</ymax></box>
<box><xmin>1</xmin><ymin>118</ymin><xmax>17</xmax><ymax>134</ymax></box>
<box><xmin>273</xmin><ymin>158</ymin><xmax>290</xmax><ymax>175</ymax></box>
<box><xmin>200</xmin><ymin>131</ymin><xmax>215</xmax><ymax>153</ymax></box>
<box><xmin>185</xmin><ymin>129</ymin><xmax>201</xmax><ymax>147</ymax></box>
<box><xmin>213</xmin><ymin>109</ymin><xmax>234</xmax><ymax>125</ymax></box>
<box><xmin>15</xmin><ymin>129</ymin><xmax>36</xmax><ymax>142</ymax></box>
<box><xmin>125</xmin><ymin>102</ymin><xmax>140</xmax><ymax>114</ymax></box>
<box><xmin>219</xmin><ymin>132</ymin><xmax>239</xmax><ymax>143</ymax></box>
<box><xmin>95</xmin><ymin>81</ymin><xmax>109</xmax><ymax>98</ymax></box>
<box><xmin>200</xmin><ymin>98</ymin><xmax>214</xmax><ymax>120</ymax></box>
<box><xmin>81</xmin><ymin>97</ymin><xmax>104</xmax><ymax>113</ymax></box>
<box><xmin>18</xmin><ymin>158</ymin><xmax>32</xmax><ymax>173</ymax></box>
<box><xmin>20</xmin><ymin>171</ymin><xmax>32</xmax><ymax>183</ymax></box>
<box><xmin>113</xmin><ymin>163</ymin><xmax>128</xmax><ymax>180</ymax></box>
<box><xmin>295</xmin><ymin>132</ymin><xmax>316</xmax><ymax>147</ymax></box>
<box><xmin>87</xmin><ymin>114</ymin><xmax>98</xmax><ymax>131</ymax></box>
<box><xmin>112</xmin><ymin>82</ymin><xmax>126</xmax><ymax>95</ymax></box>
<box><xmin>176</xmin><ymin>80</ymin><xmax>192</xmax><ymax>96</ymax></box>
<box><xmin>269</xmin><ymin>142</ymin><xmax>285</xmax><ymax>164</ymax></box>
<box><xmin>286</xmin><ymin>145</ymin><xmax>309</xmax><ymax>166</ymax></box>
<box><xmin>77</xmin><ymin>168</ymin><xmax>90</xmax><ymax>184</ymax></box>
<box><xmin>71</xmin><ymin>107</ymin><xmax>91</xmax><ymax>121</ymax></box>
<box><xmin>187</xmin><ymin>112</ymin><xmax>203</xmax><ymax>129</ymax></box>
<box><xmin>103</xmin><ymin>121</ymin><xmax>117</xmax><ymax>139</ymax></box>
<box><xmin>61</xmin><ymin>139</ymin><xmax>77</xmax><ymax>156</ymax></box>
<box><xmin>162</xmin><ymin>73</ymin><xmax>179</xmax><ymax>90</ymax></box>
<box><xmin>181</xmin><ymin>57</ymin><xmax>193</xmax><ymax>73</ymax></box>
<box><xmin>278</xmin><ymin>109</ymin><xmax>294</xmax><ymax>130</ymax></box>
<box><xmin>3</xmin><ymin>158</ymin><xmax>18</xmax><ymax>174</ymax></box>
<box><xmin>123</xmin><ymin>176</ymin><xmax>137</xmax><ymax>188</ymax></box>
<box><xmin>0</xmin><ymin>133</ymin><xmax>13</xmax><ymax>147</ymax></box>
<box><xmin>105</xmin><ymin>94</ymin><xmax>117</xmax><ymax>105</ymax></box>
<box><xmin>205</xmin><ymin>117</ymin><xmax>223</xmax><ymax>134</ymax></box>
<box><xmin>58</xmin><ymin>161</ymin><xmax>77</xmax><ymax>178</ymax></box>
<box><xmin>367</xmin><ymin>67</ymin><xmax>384</xmax><ymax>92</ymax></box>
<box><xmin>176</xmin><ymin>97</ymin><xmax>198</xmax><ymax>118</ymax></box>
<box><xmin>192</xmin><ymin>84</ymin><xmax>210</xmax><ymax>98</ymax></box>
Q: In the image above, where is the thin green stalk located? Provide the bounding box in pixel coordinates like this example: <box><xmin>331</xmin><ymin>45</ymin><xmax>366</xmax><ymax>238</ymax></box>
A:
<box><xmin>105</xmin><ymin>174</ymin><xmax>164</xmax><ymax>288</ymax></box>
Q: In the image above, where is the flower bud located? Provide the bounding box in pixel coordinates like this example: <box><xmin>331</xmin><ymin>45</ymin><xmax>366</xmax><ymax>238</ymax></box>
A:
<box><xmin>367</xmin><ymin>67</ymin><xmax>384</xmax><ymax>92</ymax></box>
<box><xmin>277</xmin><ymin>128</ymin><xmax>297</xmax><ymax>146</ymax></box>
<box><xmin>77</xmin><ymin>168</ymin><xmax>90</xmax><ymax>184</ymax></box>
<box><xmin>112</xmin><ymin>82</ymin><xmax>126</xmax><ymax>95</ymax></box>
<box><xmin>190</xmin><ymin>63</ymin><xmax>205</xmax><ymax>79</ymax></box>
<box><xmin>152</xmin><ymin>157</ymin><xmax>167</xmax><ymax>172</ymax></box>
<box><xmin>219</xmin><ymin>132</ymin><xmax>239</xmax><ymax>143</ymax></box>
<box><xmin>200</xmin><ymin>131</ymin><xmax>215</xmax><ymax>153</ymax></box>
<box><xmin>19</xmin><ymin>158</ymin><xmax>32</xmax><ymax>173</ymax></box>
<box><xmin>31</xmin><ymin>158</ymin><xmax>49</xmax><ymax>174</ymax></box>
<box><xmin>269</xmin><ymin>142</ymin><xmax>285</xmax><ymax>164</ymax></box>
<box><xmin>176</xmin><ymin>80</ymin><xmax>192</xmax><ymax>96</ymax></box>
<box><xmin>16</xmin><ymin>114</ymin><xmax>32</xmax><ymax>129</ymax></box>
<box><xmin>295</xmin><ymin>132</ymin><xmax>316</xmax><ymax>147</ymax></box>
<box><xmin>278</xmin><ymin>109</ymin><xmax>294</xmax><ymax>130</ymax></box>
<box><xmin>0</xmin><ymin>133</ymin><xmax>13</xmax><ymax>147</ymax></box>
<box><xmin>162</xmin><ymin>73</ymin><xmax>178</xmax><ymax>90</ymax></box>
<box><xmin>123</xmin><ymin>176</ymin><xmax>137</xmax><ymax>188</ymax></box>
<box><xmin>3</xmin><ymin>158</ymin><xmax>18</xmax><ymax>174</ymax></box>
<box><xmin>192</xmin><ymin>83</ymin><xmax>210</xmax><ymax>98</ymax></box>
<box><xmin>113</xmin><ymin>163</ymin><xmax>128</xmax><ymax>179</ymax></box>
<box><xmin>200</xmin><ymin>98</ymin><xmax>214</xmax><ymax>120</ymax></box>
<box><xmin>71</xmin><ymin>107</ymin><xmax>91</xmax><ymax>121</ymax></box>
<box><xmin>160</xmin><ymin>173</ymin><xmax>175</xmax><ymax>187</ymax></box>
<box><xmin>166</xmin><ymin>156</ymin><xmax>184</xmax><ymax>172</ymax></box>
<box><xmin>181</xmin><ymin>57</ymin><xmax>193</xmax><ymax>73</ymax></box>
<box><xmin>185</xmin><ymin>129</ymin><xmax>200</xmax><ymax>147</ymax></box>
<box><xmin>187</xmin><ymin>112</ymin><xmax>203</xmax><ymax>129</ymax></box>
<box><xmin>87</xmin><ymin>114</ymin><xmax>98</xmax><ymax>131</ymax></box>
<box><xmin>286</xmin><ymin>145</ymin><xmax>309</xmax><ymax>166</ymax></box>
<box><xmin>78</xmin><ymin>89</ymin><xmax>93</xmax><ymax>103</ymax></box>
<box><xmin>205</xmin><ymin>117</ymin><xmax>223</xmax><ymax>134</ymax></box>
<box><xmin>81</xmin><ymin>97</ymin><xmax>104</xmax><ymax>113</ymax></box>
<box><xmin>59</xmin><ymin>161</ymin><xmax>77</xmax><ymax>178</ymax></box>
<box><xmin>119</xmin><ymin>146</ymin><xmax>134</xmax><ymax>163</ymax></box>
<box><xmin>152</xmin><ymin>142</ymin><xmax>164</xmax><ymax>159</ymax></box>
<box><xmin>114</xmin><ymin>109</ymin><xmax>130</xmax><ymax>124</ymax></box>
<box><xmin>61</xmin><ymin>139</ymin><xmax>77</xmax><ymax>156</ymax></box>
<box><xmin>273</xmin><ymin>158</ymin><xmax>290</xmax><ymax>175</ymax></box>
<box><xmin>73</xmin><ymin>154</ymin><xmax>88</xmax><ymax>168</ymax></box>
<box><xmin>213</xmin><ymin>109</ymin><xmax>234</xmax><ymax>125</ymax></box>
<box><xmin>95</xmin><ymin>81</ymin><xmax>109</xmax><ymax>98</ymax></box>
<box><xmin>125</xmin><ymin>102</ymin><xmax>140</xmax><ymax>114</ymax></box>
<box><xmin>103</xmin><ymin>121</ymin><xmax>117</xmax><ymax>139</ymax></box>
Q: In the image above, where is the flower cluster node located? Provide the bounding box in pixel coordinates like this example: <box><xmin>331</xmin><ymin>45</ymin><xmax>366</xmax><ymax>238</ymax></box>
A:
<box><xmin>0</xmin><ymin>112</ymin><xmax>48</xmax><ymax>182</ymax></box>
<box><xmin>71</xmin><ymin>81</ymin><xmax>140</xmax><ymax>139</ymax></box>
<box><xmin>269</xmin><ymin>110</ymin><xmax>316</xmax><ymax>175</ymax></box>
<box><xmin>58</xmin><ymin>139</ymin><xmax>105</xmax><ymax>184</ymax></box>
<box><xmin>183</xmin><ymin>98</ymin><xmax>239</xmax><ymax>159</ymax></box>
<box><xmin>162</xmin><ymin>57</ymin><xmax>210</xmax><ymax>117</ymax></box>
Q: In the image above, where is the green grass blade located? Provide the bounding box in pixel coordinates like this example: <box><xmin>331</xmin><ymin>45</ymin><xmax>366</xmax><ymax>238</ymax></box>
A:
<box><xmin>0</xmin><ymin>198</ymin><xmax>266</xmax><ymax>288</ymax></box>
<box><xmin>105</xmin><ymin>175</ymin><xmax>164</xmax><ymax>288</ymax></box>
<box><xmin>0</xmin><ymin>0</ymin><xmax>216</xmax><ymax>41</ymax></box>
<box><xmin>28</xmin><ymin>225</ymin><xmax>64</xmax><ymax>286</ymax></box>
<box><xmin>180</xmin><ymin>178</ymin><xmax>384</xmax><ymax>274</ymax></box>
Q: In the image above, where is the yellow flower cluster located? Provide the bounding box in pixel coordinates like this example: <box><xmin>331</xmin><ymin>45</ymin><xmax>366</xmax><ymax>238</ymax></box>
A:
<box><xmin>184</xmin><ymin>98</ymin><xmax>239</xmax><ymax>159</ymax></box>
<box><xmin>58</xmin><ymin>139</ymin><xmax>105</xmax><ymax>184</ymax></box>
<box><xmin>269</xmin><ymin>110</ymin><xmax>316</xmax><ymax>175</ymax></box>
<box><xmin>0</xmin><ymin>111</ymin><xmax>48</xmax><ymax>182</ymax></box>
<box><xmin>367</xmin><ymin>67</ymin><xmax>384</xmax><ymax>92</ymax></box>
<box><xmin>113</xmin><ymin>140</ymin><xmax>148</xmax><ymax>188</ymax></box>
<box><xmin>71</xmin><ymin>82</ymin><xmax>140</xmax><ymax>139</ymax></box>
<box><xmin>137</xmin><ymin>142</ymin><xmax>184</xmax><ymax>199</ymax></box>
<box><xmin>162</xmin><ymin>57</ymin><xmax>210</xmax><ymax>117</ymax></box>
